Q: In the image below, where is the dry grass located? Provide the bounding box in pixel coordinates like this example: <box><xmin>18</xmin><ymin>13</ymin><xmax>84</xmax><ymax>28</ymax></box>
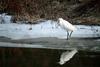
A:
<box><xmin>0</xmin><ymin>0</ymin><xmax>100</xmax><ymax>24</ymax></box>
<box><xmin>0</xmin><ymin>0</ymin><xmax>75</xmax><ymax>23</ymax></box>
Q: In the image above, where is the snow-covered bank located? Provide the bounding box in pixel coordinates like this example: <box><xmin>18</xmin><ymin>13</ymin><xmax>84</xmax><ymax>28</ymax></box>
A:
<box><xmin>0</xmin><ymin>20</ymin><xmax>100</xmax><ymax>40</ymax></box>
<box><xmin>0</xmin><ymin>14</ymin><xmax>100</xmax><ymax>40</ymax></box>
<box><xmin>0</xmin><ymin>42</ymin><xmax>43</xmax><ymax>48</ymax></box>
<box><xmin>0</xmin><ymin>14</ymin><xmax>12</xmax><ymax>24</ymax></box>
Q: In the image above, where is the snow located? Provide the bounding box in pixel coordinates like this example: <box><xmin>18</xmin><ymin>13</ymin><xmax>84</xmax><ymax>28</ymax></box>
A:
<box><xmin>0</xmin><ymin>13</ymin><xmax>12</xmax><ymax>24</ymax></box>
<box><xmin>0</xmin><ymin>42</ymin><xmax>43</xmax><ymax>48</ymax></box>
<box><xmin>0</xmin><ymin>14</ymin><xmax>100</xmax><ymax>40</ymax></box>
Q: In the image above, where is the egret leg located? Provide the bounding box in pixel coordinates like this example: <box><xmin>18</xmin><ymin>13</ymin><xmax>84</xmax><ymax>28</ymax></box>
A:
<box><xmin>67</xmin><ymin>31</ymin><xmax>69</xmax><ymax>40</ymax></box>
<box><xmin>69</xmin><ymin>31</ymin><xmax>73</xmax><ymax>38</ymax></box>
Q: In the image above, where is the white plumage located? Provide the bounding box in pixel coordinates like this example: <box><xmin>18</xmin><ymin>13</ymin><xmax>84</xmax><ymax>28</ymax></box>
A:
<box><xmin>58</xmin><ymin>18</ymin><xmax>77</xmax><ymax>39</ymax></box>
<box><xmin>59</xmin><ymin>49</ymin><xmax>78</xmax><ymax>65</ymax></box>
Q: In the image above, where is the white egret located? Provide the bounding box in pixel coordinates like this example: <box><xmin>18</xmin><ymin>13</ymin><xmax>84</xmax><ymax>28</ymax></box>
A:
<box><xmin>57</xmin><ymin>18</ymin><xmax>77</xmax><ymax>40</ymax></box>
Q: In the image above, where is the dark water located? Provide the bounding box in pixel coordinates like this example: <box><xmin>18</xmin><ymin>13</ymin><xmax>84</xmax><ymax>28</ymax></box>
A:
<box><xmin>0</xmin><ymin>47</ymin><xmax>100</xmax><ymax>67</ymax></box>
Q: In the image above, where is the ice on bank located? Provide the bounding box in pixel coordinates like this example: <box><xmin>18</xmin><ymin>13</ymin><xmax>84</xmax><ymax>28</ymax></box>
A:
<box><xmin>0</xmin><ymin>14</ymin><xmax>100</xmax><ymax>40</ymax></box>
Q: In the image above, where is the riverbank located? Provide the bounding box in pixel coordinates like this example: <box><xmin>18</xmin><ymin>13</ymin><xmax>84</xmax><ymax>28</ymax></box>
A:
<box><xmin>0</xmin><ymin>37</ymin><xmax>100</xmax><ymax>52</ymax></box>
<box><xmin>0</xmin><ymin>20</ymin><xmax>100</xmax><ymax>40</ymax></box>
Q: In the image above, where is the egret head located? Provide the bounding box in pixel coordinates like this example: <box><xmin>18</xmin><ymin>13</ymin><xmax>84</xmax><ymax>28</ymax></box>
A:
<box><xmin>57</xmin><ymin>18</ymin><xmax>63</xmax><ymax>25</ymax></box>
<box><xmin>58</xmin><ymin>18</ymin><xmax>63</xmax><ymax>22</ymax></box>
